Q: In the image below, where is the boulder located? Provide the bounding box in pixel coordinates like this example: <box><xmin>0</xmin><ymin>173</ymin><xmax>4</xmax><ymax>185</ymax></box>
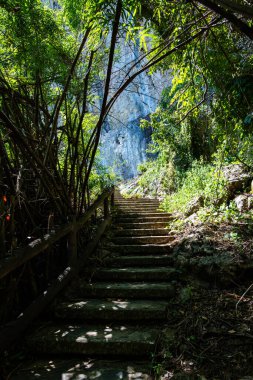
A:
<box><xmin>234</xmin><ymin>193</ymin><xmax>253</xmax><ymax>212</ymax></box>
<box><xmin>185</xmin><ymin>212</ymin><xmax>201</xmax><ymax>225</ymax></box>
<box><xmin>185</xmin><ymin>195</ymin><xmax>204</xmax><ymax>216</ymax></box>
<box><xmin>223</xmin><ymin>164</ymin><xmax>252</xmax><ymax>197</ymax></box>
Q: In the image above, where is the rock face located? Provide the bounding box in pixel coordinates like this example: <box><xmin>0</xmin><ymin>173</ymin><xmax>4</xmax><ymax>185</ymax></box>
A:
<box><xmin>44</xmin><ymin>0</ymin><xmax>169</xmax><ymax>179</ymax></box>
<box><xmin>234</xmin><ymin>194</ymin><xmax>253</xmax><ymax>212</ymax></box>
<box><xmin>185</xmin><ymin>196</ymin><xmax>204</xmax><ymax>216</ymax></box>
<box><xmin>99</xmin><ymin>40</ymin><xmax>170</xmax><ymax>179</ymax></box>
<box><xmin>223</xmin><ymin>164</ymin><xmax>252</xmax><ymax>197</ymax></box>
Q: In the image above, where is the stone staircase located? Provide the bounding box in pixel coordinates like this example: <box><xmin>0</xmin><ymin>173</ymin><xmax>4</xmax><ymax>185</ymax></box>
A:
<box><xmin>12</xmin><ymin>193</ymin><xmax>177</xmax><ymax>380</ymax></box>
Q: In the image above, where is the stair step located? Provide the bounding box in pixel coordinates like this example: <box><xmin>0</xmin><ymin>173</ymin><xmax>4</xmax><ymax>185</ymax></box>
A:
<box><xmin>116</xmin><ymin>210</ymin><xmax>162</xmax><ymax>214</ymax></box>
<box><xmin>107</xmin><ymin>254</ymin><xmax>174</xmax><ymax>267</ymax></box>
<box><xmin>115</xmin><ymin>216</ymin><xmax>172</xmax><ymax>223</ymax></box>
<box><xmin>115</xmin><ymin>213</ymin><xmax>170</xmax><ymax>217</ymax></box>
<box><xmin>106</xmin><ymin>244</ymin><xmax>173</xmax><ymax>254</ymax></box>
<box><xmin>114</xmin><ymin>198</ymin><xmax>160</xmax><ymax>203</ymax></box>
<box><xmin>113</xmin><ymin>228</ymin><xmax>170</xmax><ymax>237</ymax></box>
<box><xmin>91</xmin><ymin>267</ymin><xmax>178</xmax><ymax>281</ymax></box>
<box><xmin>115</xmin><ymin>205</ymin><xmax>160</xmax><ymax>209</ymax></box>
<box><xmin>26</xmin><ymin>323</ymin><xmax>160</xmax><ymax>357</ymax></box>
<box><xmin>54</xmin><ymin>299</ymin><xmax>168</xmax><ymax>321</ymax></box>
<box><xmin>11</xmin><ymin>359</ymin><xmax>153</xmax><ymax>380</ymax></box>
<box><xmin>116</xmin><ymin>221</ymin><xmax>171</xmax><ymax>229</ymax></box>
<box><xmin>76</xmin><ymin>282</ymin><xmax>175</xmax><ymax>299</ymax></box>
<box><xmin>111</xmin><ymin>235</ymin><xmax>174</xmax><ymax>245</ymax></box>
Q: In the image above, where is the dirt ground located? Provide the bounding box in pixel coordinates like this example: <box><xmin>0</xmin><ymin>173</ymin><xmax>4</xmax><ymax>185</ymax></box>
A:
<box><xmin>159</xmin><ymin>218</ymin><xmax>253</xmax><ymax>380</ymax></box>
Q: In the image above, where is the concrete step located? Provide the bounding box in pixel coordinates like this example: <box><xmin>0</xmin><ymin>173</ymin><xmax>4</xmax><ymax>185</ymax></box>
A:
<box><xmin>105</xmin><ymin>244</ymin><xmax>173</xmax><ymax>254</ymax></box>
<box><xmin>90</xmin><ymin>267</ymin><xmax>178</xmax><ymax>281</ymax></box>
<box><xmin>113</xmin><ymin>228</ymin><xmax>170</xmax><ymax>237</ymax></box>
<box><xmin>110</xmin><ymin>235</ymin><xmax>174</xmax><ymax>245</ymax></box>
<box><xmin>107</xmin><ymin>254</ymin><xmax>174</xmax><ymax>267</ymax></box>
<box><xmin>116</xmin><ymin>210</ymin><xmax>171</xmax><ymax>218</ymax></box>
<box><xmin>114</xmin><ymin>203</ymin><xmax>159</xmax><ymax>207</ymax></box>
<box><xmin>115</xmin><ymin>209</ymin><xmax>162</xmax><ymax>214</ymax></box>
<box><xmin>115</xmin><ymin>204</ymin><xmax>160</xmax><ymax>208</ymax></box>
<box><xmin>75</xmin><ymin>281</ymin><xmax>175</xmax><ymax>299</ymax></box>
<box><xmin>114</xmin><ymin>213</ymin><xmax>170</xmax><ymax>219</ymax></box>
<box><xmin>26</xmin><ymin>323</ymin><xmax>160</xmax><ymax>357</ymax></box>
<box><xmin>115</xmin><ymin>216</ymin><xmax>172</xmax><ymax>223</ymax></box>
<box><xmin>11</xmin><ymin>359</ymin><xmax>153</xmax><ymax>380</ymax></box>
<box><xmin>115</xmin><ymin>221</ymin><xmax>171</xmax><ymax>229</ymax></box>
<box><xmin>54</xmin><ymin>299</ymin><xmax>168</xmax><ymax>321</ymax></box>
<box><xmin>114</xmin><ymin>199</ymin><xmax>159</xmax><ymax>203</ymax></box>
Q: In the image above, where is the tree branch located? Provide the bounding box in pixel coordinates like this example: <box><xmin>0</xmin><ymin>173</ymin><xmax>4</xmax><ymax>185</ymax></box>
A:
<box><xmin>196</xmin><ymin>0</ymin><xmax>253</xmax><ymax>39</ymax></box>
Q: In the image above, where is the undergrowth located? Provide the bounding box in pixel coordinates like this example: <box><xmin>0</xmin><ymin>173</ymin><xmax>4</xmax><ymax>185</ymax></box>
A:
<box><xmin>161</xmin><ymin>161</ymin><xmax>228</xmax><ymax>214</ymax></box>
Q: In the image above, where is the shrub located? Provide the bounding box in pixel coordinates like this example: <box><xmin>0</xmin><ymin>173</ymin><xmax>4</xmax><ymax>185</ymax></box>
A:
<box><xmin>162</xmin><ymin>161</ymin><xmax>228</xmax><ymax>213</ymax></box>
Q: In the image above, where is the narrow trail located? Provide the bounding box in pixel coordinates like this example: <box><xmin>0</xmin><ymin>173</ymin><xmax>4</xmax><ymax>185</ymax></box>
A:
<box><xmin>11</xmin><ymin>192</ymin><xmax>179</xmax><ymax>379</ymax></box>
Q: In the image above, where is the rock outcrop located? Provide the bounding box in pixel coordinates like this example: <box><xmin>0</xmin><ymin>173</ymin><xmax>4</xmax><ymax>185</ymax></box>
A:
<box><xmin>99</xmin><ymin>39</ymin><xmax>170</xmax><ymax>179</ymax></box>
<box><xmin>223</xmin><ymin>164</ymin><xmax>252</xmax><ymax>197</ymax></box>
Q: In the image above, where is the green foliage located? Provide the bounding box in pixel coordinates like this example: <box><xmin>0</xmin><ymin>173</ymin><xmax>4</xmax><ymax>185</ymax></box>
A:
<box><xmin>180</xmin><ymin>285</ymin><xmax>194</xmax><ymax>303</ymax></box>
<box><xmin>137</xmin><ymin>159</ymin><xmax>179</xmax><ymax>196</ymax></box>
<box><xmin>162</xmin><ymin>161</ymin><xmax>228</xmax><ymax>213</ymax></box>
<box><xmin>0</xmin><ymin>0</ymin><xmax>75</xmax><ymax>83</ymax></box>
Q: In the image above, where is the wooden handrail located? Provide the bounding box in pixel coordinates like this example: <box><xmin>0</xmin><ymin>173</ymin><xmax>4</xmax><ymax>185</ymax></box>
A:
<box><xmin>0</xmin><ymin>187</ymin><xmax>114</xmax><ymax>280</ymax></box>
<box><xmin>0</xmin><ymin>217</ymin><xmax>113</xmax><ymax>353</ymax></box>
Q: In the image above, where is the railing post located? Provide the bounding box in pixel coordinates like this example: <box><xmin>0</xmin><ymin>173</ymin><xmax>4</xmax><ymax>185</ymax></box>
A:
<box><xmin>68</xmin><ymin>216</ymin><xmax>77</xmax><ymax>266</ymax></box>
<box><xmin>104</xmin><ymin>197</ymin><xmax>109</xmax><ymax>220</ymax></box>
<box><xmin>0</xmin><ymin>197</ymin><xmax>6</xmax><ymax>258</ymax></box>
<box><xmin>111</xmin><ymin>189</ymin><xmax>115</xmax><ymax>207</ymax></box>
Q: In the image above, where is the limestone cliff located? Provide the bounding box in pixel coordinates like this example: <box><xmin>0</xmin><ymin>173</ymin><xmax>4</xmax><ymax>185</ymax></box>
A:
<box><xmin>99</xmin><ymin>40</ymin><xmax>169</xmax><ymax>179</ymax></box>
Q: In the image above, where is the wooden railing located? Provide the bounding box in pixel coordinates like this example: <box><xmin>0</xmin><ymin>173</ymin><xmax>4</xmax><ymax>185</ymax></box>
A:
<box><xmin>0</xmin><ymin>187</ymin><xmax>115</xmax><ymax>353</ymax></box>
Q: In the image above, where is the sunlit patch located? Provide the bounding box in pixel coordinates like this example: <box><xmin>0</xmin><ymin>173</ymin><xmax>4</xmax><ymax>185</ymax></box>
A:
<box><xmin>86</xmin><ymin>330</ymin><xmax>97</xmax><ymax>337</ymax></box>
<box><xmin>61</xmin><ymin>331</ymin><xmax>69</xmax><ymax>337</ymax></box>
<box><xmin>128</xmin><ymin>371</ymin><xmax>144</xmax><ymax>379</ymax></box>
<box><xmin>120</xmin><ymin>326</ymin><xmax>127</xmax><ymax>331</ymax></box>
<box><xmin>68</xmin><ymin>301</ymin><xmax>88</xmax><ymax>308</ymax></box>
<box><xmin>62</xmin><ymin>374</ymin><xmax>88</xmax><ymax>380</ymax></box>
<box><xmin>112</xmin><ymin>301</ymin><xmax>128</xmax><ymax>309</ymax></box>
<box><xmin>104</xmin><ymin>327</ymin><xmax>112</xmax><ymax>332</ymax></box>
<box><xmin>82</xmin><ymin>360</ymin><xmax>94</xmax><ymax>369</ymax></box>
<box><xmin>76</xmin><ymin>335</ymin><xmax>88</xmax><ymax>343</ymax></box>
<box><xmin>105</xmin><ymin>333</ymin><xmax>113</xmax><ymax>340</ymax></box>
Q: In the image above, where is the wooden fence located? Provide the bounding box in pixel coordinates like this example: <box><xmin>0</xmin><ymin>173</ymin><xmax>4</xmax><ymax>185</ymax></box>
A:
<box><xmin>0</xmin><ymin>187</ymin><xmax>115</xmax><ymax>353</ymax></box>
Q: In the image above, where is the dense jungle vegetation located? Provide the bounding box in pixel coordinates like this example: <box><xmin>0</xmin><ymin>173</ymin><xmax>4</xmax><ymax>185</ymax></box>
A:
<box><xmin>0</xmin><ymin>0</ymin><xmax>253</xmax><ymax>251</ymax></box>
<box><xmin>1</xmin><ymin>2</ymin><xmax>253</xmax><ymax>379</ymax></box>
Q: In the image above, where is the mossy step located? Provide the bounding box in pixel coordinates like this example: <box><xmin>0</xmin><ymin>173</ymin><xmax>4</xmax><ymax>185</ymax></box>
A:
<box><xmin>111</xmin><ymin>235</ymin><xmax>174</xmax><ymax>245</ymax></box>
<box><xmin>115</xmin><ymin>210</ymin><xmax>162</xmax><ymax>215</ymax></box>
<box><xmin>11</xmin><ymin>359</ymin><xmax>153</xmax><ymax>380</ymax></box>
<box><xmin>115</xmin><ymin>216</ymin><xmax>173</xmax><ymax>223</ymax></box>
<box><xmin>54</xmin><ymin>299</ymin><xmax>168</xmax><ymax>321</ymax></box>
<box><xmin>91</xmin><ymin>267</ymin><xmax>178</xmax><ymax>281</ymax></box>
<box><xmin>115</xmin><ymin>201</ymin><xmax>159</xmax><ymax>205</ymax></box>
<box><xmin>26</xmin><ymin>323</ymin><xmax>159</xmax><ymax>357</ymax></box>
<box><xmin>75</xmin><ymin>281</ymin><xmax>175</xmax><ymax>299</ymax></box>
<box><xmin>114</xmin><ymin>200</ymin><xmax>159</xmax><ymax>204</ymax></box>
<box><xmin>107</xmin><ymin>254</ymin><xmax>174</xmax><ymax>267</ymax></box>
<box><xmin>115</xmin><ymin>212</ymin><xmax>167</xmax><ymax>217</ymax></box>
<box><xmin>115</xmin><ymin>205</ymin><xmax>160</xmax><ymax>209</ymax></box>
<box><xmin>106</xmin><ymin>244</ymin><xmax>173</xmax><ymax>254</ymax></box>
<box><xmin>113</xmin><ymin>228</ymin><xmax>170</xmax><ymax>237</ymax></box>
<box><xmin>115</xmin><ymin>221</ymin><xmax>170</xmax><ymax>229</ymax></box>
